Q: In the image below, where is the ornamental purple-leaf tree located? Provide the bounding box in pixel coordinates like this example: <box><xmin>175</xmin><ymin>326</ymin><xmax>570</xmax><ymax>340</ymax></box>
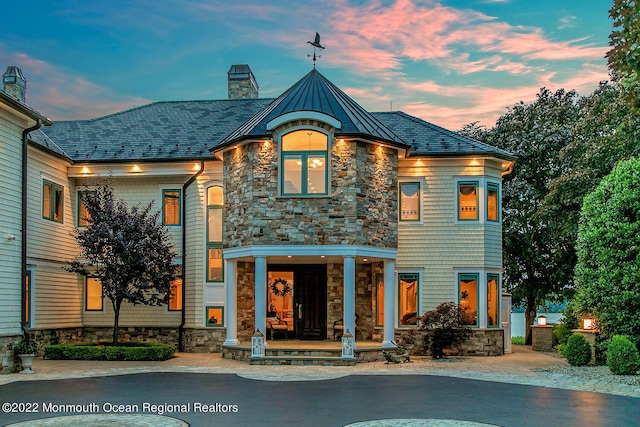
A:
<box><xmin>67</xmin><ymin>181</ymin><xmax>177</xmax><ymax>345</ymax></box>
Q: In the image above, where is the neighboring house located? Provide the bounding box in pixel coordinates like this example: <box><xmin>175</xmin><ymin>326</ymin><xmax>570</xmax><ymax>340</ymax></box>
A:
<box><xmin>1</xmin><ymin>64</ymin><xmax>514</xmax><ymax>367</ymax></box>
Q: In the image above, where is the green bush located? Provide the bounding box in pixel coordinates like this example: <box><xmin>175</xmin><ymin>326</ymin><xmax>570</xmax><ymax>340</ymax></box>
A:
<box><xmin>44</xmin><ymin>342</ymin><xmax>175</xmax><ymax>361</ymax></box>
<box><xmin>418</xmin><ymin>302</ymin><xmax>471</xmax><ymax>359</ymax></box>
<box><xmin>511</xmin><ymin>336</ymin><xmax>525</xmax><ymax>345</ymax></box>
<box><xmin>607</xmin><ymin>335</ymin><xmax>640</xmax><ymax>375</ymax></box>
<box><xmin>564</xmin><ymin>334</ymin><xmax>592</xmax><ymax>366</ymax></box>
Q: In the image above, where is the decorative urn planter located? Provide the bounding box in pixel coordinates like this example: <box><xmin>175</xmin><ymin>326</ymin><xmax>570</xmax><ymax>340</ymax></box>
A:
<box><xmin>13</xmin><ymin>340</ymin><xmax>38</xmax><ymax>374</ymax></box>
<box><xmin>18</xmin><ymin>354</ymin><xmax>35</xmax><ymax>374</ymax></box>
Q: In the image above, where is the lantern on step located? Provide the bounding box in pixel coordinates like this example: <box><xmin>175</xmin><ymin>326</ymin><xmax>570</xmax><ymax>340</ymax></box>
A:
<box><xmin>341</xmin><ymin>329</ymin><xmax>355</xmax><ymax>359</ymax></box>
<box><xmin>251</xmin><ymin>329</ymin><xmax>265</xmax><ymax>358</ymax></box>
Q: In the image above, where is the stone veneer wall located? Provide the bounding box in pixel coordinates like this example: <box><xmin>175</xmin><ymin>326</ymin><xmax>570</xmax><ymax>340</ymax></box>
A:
<box><xmin>394</xmin><ymin>328</ymin><xmax>504</xmax><ymax>357</ymax></box>
<box><xmin>237</xmin><ymin>261</ymin><xmax>256</xmax><ymax>342</ymax></box>
<box><xmin>223</xmin><ymin>122</ymin><xmax>398</xmax><ymax>249</ymax></box>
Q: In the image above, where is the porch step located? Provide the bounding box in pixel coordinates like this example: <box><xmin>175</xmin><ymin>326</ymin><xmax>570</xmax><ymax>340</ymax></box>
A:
<box><xmin>250</xmin><ymin>355</ymin><xmax>356</xmax><ymax>366</ymax></box>
<box><xmin>221</xmin><ymin>340</ymin><xmax>388</xmax><ymax>365</ymax></box>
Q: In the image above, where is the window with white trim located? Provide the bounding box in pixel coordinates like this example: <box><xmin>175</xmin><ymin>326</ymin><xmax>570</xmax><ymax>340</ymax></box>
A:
<box><xmin>162</xmin><ymin>189</ymin><xmax>181</xmax><ymax>226</ymax></box>
<box><xmin>85</xmin><ymin>277</ymin><xmax>103</xmax><ymax>311</ymax></box>
<box><xmin>43</xmin><ymin>179</ymin><xmax>64</xmax><ymax>223</ymax></box>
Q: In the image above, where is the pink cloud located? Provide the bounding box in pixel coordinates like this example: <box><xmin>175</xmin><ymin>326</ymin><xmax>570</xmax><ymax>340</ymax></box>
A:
<box><xmin>3</xmin><ymin>50</ymin><xmax>150</xmax><ymax>120</ymax></box>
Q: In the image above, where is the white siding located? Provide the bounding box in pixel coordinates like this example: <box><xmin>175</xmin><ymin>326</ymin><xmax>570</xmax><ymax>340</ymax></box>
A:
<box><xmin>26</xmin><ymin>148</ymin><xmax>78</xmax><ymax>328</ymax></box>
<box><xmin>0</xmin><ymin>111</ymin><xmax>27</xmax><ymax>335</ymax></box>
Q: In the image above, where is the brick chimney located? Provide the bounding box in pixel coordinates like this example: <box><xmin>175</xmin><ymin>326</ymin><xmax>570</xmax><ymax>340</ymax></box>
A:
<box><xmin>2</xmin><ymin>66</ymin><xmax>27</xmax><ymax>102</ymax></box>
<box><xmin>228</xmin><ymin>64</ymin><xmax>258</xmax><ymax>99</ymax></box>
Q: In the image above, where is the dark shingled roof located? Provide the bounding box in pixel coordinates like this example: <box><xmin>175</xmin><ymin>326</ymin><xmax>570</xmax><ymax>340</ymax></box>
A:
<box><xmin>32</xmin><ymin>74</ymin><xmax>512</xmax><ymax>163</ymax></box>
<box><xmin>373</xmin><ymin>111</ymin><xmax>516</xmax><ymax>161</ymax></box>
<box><xmin>28</xmin><ymin>128</ymin><xmax>71</xmax><ymax>160</ymax></box>
<box><xmin>218</xmin><ymin>69</ymin><xmax>408</xmax><ymax>149</ymax></box>
<box><xmin>38</xmin><ymin>99</ymin><xmax>272</xmax><ymax>162</ymax></box>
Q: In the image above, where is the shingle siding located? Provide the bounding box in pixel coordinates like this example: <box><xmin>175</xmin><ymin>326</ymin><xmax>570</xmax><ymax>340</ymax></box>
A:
<box><xmin>398</xmin><ymin>158</ymin><xmax>504</xmax><ymax>314</ymax></box>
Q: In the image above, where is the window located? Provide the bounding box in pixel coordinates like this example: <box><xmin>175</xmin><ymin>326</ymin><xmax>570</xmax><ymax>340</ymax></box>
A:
<box><xmin>398</xmin><ymin>273</ymin><xmax>419</xmax><ymax>326</ymax></box>
<box><xmin>375</xmin><ymin>274</ymin><xmax>384</xmax><ymax>327</ymax></box>
<box><xmin>169</xmin><ymin>279</ymin><xmax>183</xmax><ymax>311</ymax></box>
<box><xmin>163</xmin><ymin>189</ymin><xmax>181</xmax><ymax>226</ymax></box>
<box><xmin>459</xmin><ymin>273</ymin><xmax>479</xmax><ymax>326</ymax></box>
<box><xmin>85</xmin><ymin>277</ymin><xmax>103</xmax><ymax>311</ymax></box>
<box><xmin>458</xmin><ymin>181</ymin><xmax>478</xmax><ymax>221</ymax></box>
<box><xmin>206</xmin><ymin>306</ymin><xmax>224</xmax><ymax>327</ymax></box>
<box><xmin>400</xmin><ymin>182</ymin><xmax>420</xmax><ymax>221</ymax></box>
<box><xmin>207</xmin><ymin>186</ymin><xmax>224</xmax><ymax>282</ymax></box>
<box><xmin>281</xmin><ymin>130</ymin><xmax>328</xmax><ymax>195</ymax></box>
<box><xmin>43</xmin><ymin>180</ymin><xmax>64</xmax><ymax>223</ymax></box>
<box><xmin>24</xmin><ymin>271</ymin><xmax>31</xmax><ymax>326</ymax></box>
<box><xmin>487</xmin><ymin>183</ymin><xmax>499</xmax><ymax>222</ymax></box>
<box><xmin>77</xmin><ymin>190</ymin><xmax>94</xmax><ymax>227</ymax></box>
<box><xmin>487</xmin><ymin>274</ymin><xmax>500</xmax><ymax>327</ymax></box>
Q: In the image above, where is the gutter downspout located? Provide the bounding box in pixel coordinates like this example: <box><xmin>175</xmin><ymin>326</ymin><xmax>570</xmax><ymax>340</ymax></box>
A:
<box><xmin>22</xmin><ymin>120</ymin><xmax>42</xmax><ymax>326</ymax></box>
<box><xmin>178</xmin><ymin>160</ymin><xmax>205</xmax><ymax>352</ymax></box>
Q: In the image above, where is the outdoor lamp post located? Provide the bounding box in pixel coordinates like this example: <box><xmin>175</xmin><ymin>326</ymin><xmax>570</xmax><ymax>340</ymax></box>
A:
<box><xmin>251</xmin><ymin>329</ymin><xmax>265</xmax><ymax>358</ymax></box>
<box><xmin>537</xmin><ymin>315</ymin><xmax>547</xmax><ymax>326</ymax></box>
<box><xmin>582</xmin><ymin>317</ymin><xmax>595</xmax><ymax>330</ymax></box>
<box><xmin>341</xmin><ymin>329</ymin><xmax>355</xmax><ymax>359</ymax></box>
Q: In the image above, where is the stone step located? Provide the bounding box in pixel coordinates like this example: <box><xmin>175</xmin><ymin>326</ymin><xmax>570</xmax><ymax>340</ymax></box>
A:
<box><xmin>249</xmin><ymin>355</ymin><xmax>356</xmax><ymax>366</ymax></box>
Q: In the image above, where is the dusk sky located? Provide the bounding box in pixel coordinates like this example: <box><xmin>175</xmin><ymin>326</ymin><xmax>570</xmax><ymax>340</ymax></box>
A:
<box><xmin>2</xmin><ymin>0</ymin><xmax>613</xmax><ymax>130</ymax></box>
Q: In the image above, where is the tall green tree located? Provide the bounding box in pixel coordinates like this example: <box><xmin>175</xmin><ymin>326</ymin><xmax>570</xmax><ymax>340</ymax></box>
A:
<box><xmin>607</xmin><ymin>0</ymin><xmax>640</xmax><ymax>108</ymax></box>
<box><xmin>67</xmin><ymin>182</ymin><xmax>177</xmax><ymax>345</ymax></box>
<box><xmin>461</xmin><ymin>88</ymin><xmax>582</xmax><ymax>344</ymax></box>
<box><xmin>543</xmin><ymin>83</ymin><xmax>640</xmax><ymax>284</ymax></box>
<box><xmin>573</xmin><ymin>157</ymin><xmax>640</xmax><ymax>343</ymax></box>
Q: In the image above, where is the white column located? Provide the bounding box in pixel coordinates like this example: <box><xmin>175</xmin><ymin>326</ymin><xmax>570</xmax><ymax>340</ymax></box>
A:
<box><xmin>223</xmin><ymin>259</ymin><xmax>238</xmax><ymax>346</ymax></box>
<box><xmin>382</xmin><ymin>258</ymin><xmax>396</xmax><ymax>348</ymax></box>
<box><xmin>343</xmin><ymin>256</ymin><xmax>356</xmax><ymax>346</ymax></box>
<box><xmin>254</xmin><ymin>255</ymin><xmax>267</xmax><ymax>337</ymax></box>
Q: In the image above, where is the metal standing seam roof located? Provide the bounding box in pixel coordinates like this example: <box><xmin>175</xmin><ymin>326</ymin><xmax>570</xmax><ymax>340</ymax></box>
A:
<box><xmin>217</xmin><ymin>69</ymin><xmax>408</xmax><ymax>149</ymax></box>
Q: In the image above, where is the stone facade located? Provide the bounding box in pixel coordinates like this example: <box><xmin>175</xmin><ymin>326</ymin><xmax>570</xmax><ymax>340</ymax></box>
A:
<box><xmin>395</xmin><ymin>328</ymin><xmax>504</xmax><ymax>357</ymax></box>
<box><xmin>223</xmin><ymin>126</ymin><xmax>398</xmax><ymax>249</ymax></box>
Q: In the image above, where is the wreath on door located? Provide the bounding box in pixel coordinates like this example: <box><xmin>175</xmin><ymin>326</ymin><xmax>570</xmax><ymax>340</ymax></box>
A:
<box><xmin>271</xmin><ymin>278</ymin><xmax>291</xmax><ymax>297</ymax></box>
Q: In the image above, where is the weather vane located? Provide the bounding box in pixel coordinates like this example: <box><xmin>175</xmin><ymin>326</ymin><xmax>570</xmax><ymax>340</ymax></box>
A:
<box><xmin>307</xmin><ymin>32</ymin><xmax>325</xmax><ymax>68</ymax></box>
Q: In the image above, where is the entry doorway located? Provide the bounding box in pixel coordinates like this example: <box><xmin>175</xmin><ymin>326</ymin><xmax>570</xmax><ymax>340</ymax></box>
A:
<box><xmin>267</xmin><ymin>265</ymin><xmax>327</xmax><ymax>340</ymax></box>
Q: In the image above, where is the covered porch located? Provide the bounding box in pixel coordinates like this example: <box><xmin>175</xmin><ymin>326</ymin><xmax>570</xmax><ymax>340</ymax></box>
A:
<box><xmin>222</xmin><ymin>245</ymin><xmax>399</xmax><ymax>360</ymax></box>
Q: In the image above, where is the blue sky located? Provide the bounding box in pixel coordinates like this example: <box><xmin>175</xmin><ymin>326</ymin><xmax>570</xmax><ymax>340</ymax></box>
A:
<box><xmin>1</xmin><ymin>0</ymin><xmax>613</xmax><ymax>129</ymax></box>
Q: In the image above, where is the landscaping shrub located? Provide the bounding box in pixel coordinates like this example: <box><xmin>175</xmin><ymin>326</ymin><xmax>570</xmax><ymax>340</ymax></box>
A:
<box><xmin>419</xmin><ymin>302</ymin><xmax>471</xmax><ymax>359</ymax></box>
<box><xmin>564</xmin><ymin>333</ymin><xmax>592</xmax><ymax>366</ymax></box>
<box><xmin>44</xmin><ymin>342</ymin><xmax>175</xmax><ymax>361</ymax></box>
<box><xmin>607</xmin><ymin>335</ymin><xmax>640</xmax><ymax>375</ymax></box>
<box><xmin>511</xmin><ymin>336</ymin><xmax>525</xmax><ymax>345</ymax></box>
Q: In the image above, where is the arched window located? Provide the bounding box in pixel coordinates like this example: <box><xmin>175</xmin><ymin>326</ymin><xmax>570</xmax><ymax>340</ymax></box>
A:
<box><xmin>206</xmin><ymin>185</ymin><xmax>223</xmax><ymax>282</ymax></box>
<box><xmin>281</xmin><ymin>130</ymin><xmax>328</xmax><ymax>195</ymax></box>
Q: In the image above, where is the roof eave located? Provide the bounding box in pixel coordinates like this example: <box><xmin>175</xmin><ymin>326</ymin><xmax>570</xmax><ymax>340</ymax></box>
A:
<box><xmin>0</xmin><ymin>91</ymin><xmax>52</xmax><ymax>125</ymax></box>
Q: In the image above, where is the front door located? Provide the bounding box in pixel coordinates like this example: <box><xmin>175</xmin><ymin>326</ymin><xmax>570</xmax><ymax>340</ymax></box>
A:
<box><xmin>267</xmin><ymin>265</ymin><xmax>327</xmax><ymax>340</ymax></box>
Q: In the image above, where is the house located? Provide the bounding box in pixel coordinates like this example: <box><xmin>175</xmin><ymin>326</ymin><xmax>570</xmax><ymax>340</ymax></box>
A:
<box><xmin>0</xmin><ymin>64</ymin><xmax>514</xmax><ymax>369</ymax></box>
